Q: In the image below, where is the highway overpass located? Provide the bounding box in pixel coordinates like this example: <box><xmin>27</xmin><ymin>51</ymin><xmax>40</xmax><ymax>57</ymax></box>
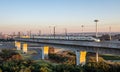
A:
<box><xmin>15</xmin><ymin>38</ymin><xmax>120</xmax><ymax>65</ymax></box>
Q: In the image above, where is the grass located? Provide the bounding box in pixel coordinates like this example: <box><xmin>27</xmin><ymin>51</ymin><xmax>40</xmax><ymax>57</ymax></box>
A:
<box><xmin>16</xmin><ymin>50</ymin><xmax>37</xmax><ymax>60</ymax></box>
<box><xmin>101</xmin><ymin>54</ymin><xmax>120</xmax><ymax>60</ymax></box>
<box><xmin>87</xmin><ymin>52</ymin><xmax>120</xmax><ymax>60</ymax></box>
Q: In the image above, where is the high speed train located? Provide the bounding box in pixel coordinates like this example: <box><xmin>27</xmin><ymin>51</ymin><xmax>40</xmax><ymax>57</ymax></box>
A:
<box><xmin>32</xmin><ymin>35</ymin><xmax>100</xmax><ymax>42</ymax></box>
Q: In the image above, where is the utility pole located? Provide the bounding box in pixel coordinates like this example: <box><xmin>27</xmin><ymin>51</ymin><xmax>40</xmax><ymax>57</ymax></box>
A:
<box><xmin>18</xmin><ymin>32</ymin><xmax>21</xmax><ymax>38</ymax></box>
<box><xmin>38</xmin><ymin>30</ymin><xmax>41</xmax><ymax>36</ymax></box>
<box><xmin>49</xmin><ymin>26</ymin><xmax>52</xmax><ymax>35</ymax></box>
<box><xmin>81</xmin><ymin>25</ymin><xmax>84</xmax><ymax>36</ymax></box>
<box><xmin>64</xmin><ymin>28</ymin><xmax>67</xmax><ymax>36</ymax></box>
<box><xmin>109</xmin><ymin>26</ymin><xmax>112</xmax><ymax>40</ymax></box>
<box><xmin>94</xmin><ymin>19</ymin><xmax>99</xmax><ymax>63</ymax></box>
<box><xmin>94</xmin><ymin>20</ymin><xmax>99</xmax><ymax>37</ymax></box>
<box><xmin>29</xmin><ymin>30</ymin><xmax>31</xmax><ymax>37</ymax></box>
<box><xmin>53</xmin><ymin>26</ymin><xmax>56</xmax><ymax>39</ymax></box>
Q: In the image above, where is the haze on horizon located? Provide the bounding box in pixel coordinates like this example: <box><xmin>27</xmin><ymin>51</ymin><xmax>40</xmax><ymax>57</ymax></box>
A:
<box><xmin>0</xmin><ymin>0</ymin><xmax>120</xmax><ymax>34</ymax></box>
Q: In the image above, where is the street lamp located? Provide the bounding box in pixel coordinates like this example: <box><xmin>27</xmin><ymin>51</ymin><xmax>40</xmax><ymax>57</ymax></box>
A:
<box><xmin>38</xmin><ymin>30</ymin><xmax>41</xmax><ymax>36</ymax></box>
<box><xmin>81</xmin><ymin>25</ymin><xmax>84</xmax><ymax>35</ymax></box>
<box><xmin>53</xmin><ymin>26</ymin><xmax>56</xmax><ymax>39</ymax></box>
<box><xmin>49</xmin><ymin>26</ymin><xmax>56</xmax><ymax>36</ymax></box>
<box><xmin>94</xmin><ymin>19</ymin><xmax>99</xmax><ymax>62</ymax></box>
<box><xmin>64</xmin><ymin>28</ymin><xmax>67</xmax><ymax>36</ymax></box>
<box><xmin>94</xmin><ymin>20</ymin><xmax>99</xmax><ymax>37</ymax></box>
<box><xmin>109</xmin><ymin>26</ymin><xmax>112</xmax><ymax>40</ymax></box>
<box><xmin>49</xmin><ymin>26</ymin><xmax>56</xmax><ymax>38</ymax></box>
<box><xmin>49</xmin><ymin>26</ymin><xmax>52</xmax><ymax>35</ymax></box>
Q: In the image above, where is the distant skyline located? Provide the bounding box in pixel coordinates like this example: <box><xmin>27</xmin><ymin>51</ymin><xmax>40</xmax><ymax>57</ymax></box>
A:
<box><xmin>0</xmin><ymin>0</ymin><xmax>120</xmax><ymax>34</ymax></box>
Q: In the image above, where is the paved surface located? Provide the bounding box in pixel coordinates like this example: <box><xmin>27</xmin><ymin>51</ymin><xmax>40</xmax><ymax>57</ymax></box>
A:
<box><xmin>15</xmin><ymin>38</ymin><xmax>120</xmax><ymax>55</ymax></box>
<box><xmin>16</xmin><ymin>38</ymin><xmax>120</xmax><ymax>49</ymax></box>
<box><xmin>0</xmin><ymin>42</ymin><xmax>15</xmax><ymax>49</ymax></box>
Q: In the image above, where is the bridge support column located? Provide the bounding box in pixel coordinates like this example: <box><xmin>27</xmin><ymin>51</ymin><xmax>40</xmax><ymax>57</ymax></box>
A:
<box><xmin>96</xmin><ymin>50</ymin><xmax>98</xmax><ymax>62</ymax></box>
<box><xmin>76</xmin><ymin>50</ymin><xmax>80</xmax><ymax>65</ymax></box>
<box><xmin>75</xmin><ymin>50</ymin><xmax>86</xmax><ymax>65</ymax></box>
<box><xmin>22</xmin><ymin>43</ymin><xmax>28</xmax><ymax>54</ymax></box>
<box><xmin>15</xmin><ymin>41</ymin><xmax>21</xmax><ymax>50</ymax></box>
<box><xmin>42</xmin><ymin>46</ymin><xmax>49</xmax><ymax>59</ymax></box>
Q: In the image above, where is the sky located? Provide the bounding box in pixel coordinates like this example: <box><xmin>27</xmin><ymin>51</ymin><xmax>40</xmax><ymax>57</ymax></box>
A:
<box><xmin>0</xmin><ymin>0</ymin><xmax>120</xmax><ymax>34</ymax></box>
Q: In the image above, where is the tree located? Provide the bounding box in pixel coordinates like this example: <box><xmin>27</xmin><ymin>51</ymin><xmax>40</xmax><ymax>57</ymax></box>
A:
<box><xmin>0</xmin><ymin>68</ymin><xmax>2</xmax><ymax>72</ymax></box>
<box><xmin>0</xmin><ymin>49</ymin><xmax>21</xmax><ymax>61</ymax></box>
<box><xmin>40</xmin><ymin>67</ymin><xmax>48</xmax><ymax>72</ymax></box>
<box><xmin>24</xmin><ymin>68</ymin><xmax>31</xmax><ymax>72</ymax></box>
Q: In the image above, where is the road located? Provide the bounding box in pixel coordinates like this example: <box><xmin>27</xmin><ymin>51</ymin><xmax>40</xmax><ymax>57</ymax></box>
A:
<box><xmin>0</xmin><ymin>42</ymin><xmax>15</xmax><ymax>49</ymax></box>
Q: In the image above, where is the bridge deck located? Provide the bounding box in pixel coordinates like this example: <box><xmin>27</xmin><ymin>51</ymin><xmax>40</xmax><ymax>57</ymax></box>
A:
<box><xmin>15</xmin><ymin>38</ymin><xmax>120</xmax><ymax>49</ymax></box>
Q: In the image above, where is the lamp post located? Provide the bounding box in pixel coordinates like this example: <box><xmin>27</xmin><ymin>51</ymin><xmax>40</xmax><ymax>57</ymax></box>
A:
<box><xmin>53</xmin><ymin>26</ymin><xmax>56</xmax><ymax>39</ymax></box>
<box><xmin>94</xmin><ymin>19</ymin><xmax>99</xmax><ymax>62</ymax></box>
<box><xmin>64</xmin><ymin>28</ymin><xmax>67</xmax><ymax>36</ymax></box>
<box><xmin>81</xmin><ymin>25</ymin><xmax>84</xmax><ymax>36</ymax></box>
<box><xmin>49</xmin><ymin>26</ymin><xmax>56</xmax><ymax>38</ymax></box>
<box><xmin>38</xmin><ymin>30</ymin><xmax>41</xmax><ymax>36</ymax></box>
<box><xmin>109</xmin><ymin>26</ymin><xmax>111</xmax><ymax>40</ymax></box>
<box><xmin>29</xmin><ymin>30</ymin><xmax>31</xmax><ymax>37</ymax></box>
<box><xmin>49</xmin><ymin>26</ymin><xmax>52</xmax><ymax>35</ymax></box>
<box><xmin>94</xmin><ymin>20</ymin><xmax>99</xmax><ymax>37</ymax></box>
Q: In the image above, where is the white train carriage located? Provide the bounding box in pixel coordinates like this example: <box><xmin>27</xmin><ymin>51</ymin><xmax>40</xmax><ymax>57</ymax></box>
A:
<box><xmin>32</xmin><ymin>35</ymin><xmax>100</xmax><ymax>42</ymax></box>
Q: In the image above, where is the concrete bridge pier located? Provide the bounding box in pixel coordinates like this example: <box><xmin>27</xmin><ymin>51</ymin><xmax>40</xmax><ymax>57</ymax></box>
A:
<box><xmin>75</xmin><ymin>50</ymin><xmax>87</xmax><ymax>65</ymax></box>
<box><xmin>76</xmin><ymin>50</ymin><xmax>80</xmax><ymax>65</ymax></box>
<box><xmin>15</xmin><ymin>41</ymin><xmax>28</xmax><ymax>53</ymax></box>
<box><xmin>41</xmin><ymin>46</ymin><xmax>49</xmax><ymax>59</ymax></box>
<box><xmin>22</xmin><ymin>43</ymin><xmax>28</xmax><ymax>54</ymax></box>
<box><xmin>41</xmin><ymin>46</ymin><xmax>55</xmax><ymax>59</ymax></box>
<box><xmin>96</xmin><ymin>49</ymin><xmax>99</xmax><ymax>62</ymax></box>
<box><xmin>15</xmin><ymin>41</ymin><xmax>21</xmax><ymax>50</ymax></box>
